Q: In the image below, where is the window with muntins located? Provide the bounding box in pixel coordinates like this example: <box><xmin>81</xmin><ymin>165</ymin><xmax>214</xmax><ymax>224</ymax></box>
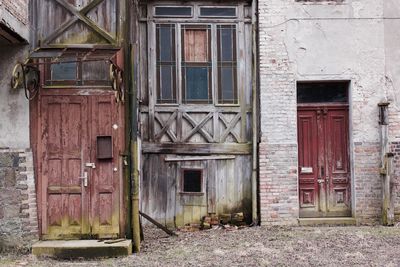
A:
<box><xmin>153</xmin><ymin>6</ymin><xmax>239</xmax><ymax>105</ymax></box>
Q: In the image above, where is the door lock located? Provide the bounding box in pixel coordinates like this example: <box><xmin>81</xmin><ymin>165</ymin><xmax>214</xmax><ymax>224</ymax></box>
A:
<box><xmin>85</xmin><ymin>162</ymin><xmax>96</xmax><ymax>169</ymax></box>
<box><xmin>79</xmin><ymin>171</ymin><xmax>88</xmax><ymax>187</ymax></box>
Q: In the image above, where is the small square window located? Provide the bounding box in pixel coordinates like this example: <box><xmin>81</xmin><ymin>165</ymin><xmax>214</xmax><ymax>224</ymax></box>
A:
<box><xmin>182</xmin><ymin>169</ymin><xmax>202</xmax><ymax>193</ymax></box>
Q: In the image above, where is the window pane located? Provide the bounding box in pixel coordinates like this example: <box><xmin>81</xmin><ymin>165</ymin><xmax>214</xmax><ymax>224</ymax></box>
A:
<box><xmin>184</xmin><ymin>67</ymin><xmax>210</xmax><ymax>102</ymax></box>
<box><xmin>200</xmin><ymin>7</ymin><xmax>236</xmax><ymax>17</ymax></box>
<box><xmin>155</xmin><ymin>7</ymin><xmax>192</xmax><ymax>17</ymax></box>
<box><xmin>159</xmin><ymin>25</ymin><xmax>174</xmax><ymax>62</ymax></box>
<box><xmin>297</xmin><ymin>82</ymin><xmax>349</xmax><ymax>103</ymax></box>
<box><xmin>82</xmin><ymin>61</ymin><xmax>109</xmax><ymax>85</ymax></box>
<box><xmin>221</xmin><ymin>67</ymin><xmax>234</xmax><ymax>101</ymax></box>
<box><xmin>156</xmin><ymin>24</ymin><xmax>176</xmax><ymax>103</ymax></box>
<box><xmin>220</xmin><ymin>28</ymin><xmax>235</xmax><ymax>61</ymax></box>
<box><xmin>217</xmin><ymin>25</ymin><xmax>237</xmax><ymax>104</ymax></box>
<box><xmin>51</xmin><ymin>60</ymin><xmax>76</xmax><ymax>80</ymax></box>
<box><xmin>159</xmin><ymin>65</ymin><xmax>174</xmax><ymax>100</ymax></box>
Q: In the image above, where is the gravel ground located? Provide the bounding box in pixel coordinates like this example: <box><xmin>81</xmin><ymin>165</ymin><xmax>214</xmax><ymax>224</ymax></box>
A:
<box><xmin>1</xmin><ymin>225</ymin><xmax>400</xmax><ymax>267</ymax></box>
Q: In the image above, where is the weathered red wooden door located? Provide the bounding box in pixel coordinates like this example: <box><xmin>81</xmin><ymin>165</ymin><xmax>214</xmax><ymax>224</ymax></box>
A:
<box><xmin>39</xmin><ymin>92</ymin><xmax>123</xmax><ymax>239</ymax></box>
<box><xmin>298</xmin><ymin>105</ymin><xmax>351</xmax><ymax>217</ymax></box>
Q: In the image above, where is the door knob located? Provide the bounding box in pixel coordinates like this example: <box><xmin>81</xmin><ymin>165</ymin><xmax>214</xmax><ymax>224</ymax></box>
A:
<box><xmin>79</xmin><ymin>171</ymin><xmax>88</xmax><ymax>187</ymax></box>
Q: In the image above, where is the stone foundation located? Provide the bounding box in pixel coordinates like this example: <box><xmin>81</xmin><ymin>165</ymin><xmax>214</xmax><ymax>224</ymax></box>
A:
<box><xmin>0</xmin><ymin>149</ymin><xmax>38</xmax><ymax>252</ymax></box>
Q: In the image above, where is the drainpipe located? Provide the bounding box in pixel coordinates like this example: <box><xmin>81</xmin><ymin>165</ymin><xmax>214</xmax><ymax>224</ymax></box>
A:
<box><xmin>130</xmin><ymin>42</ymin><xmax>141</xmax><ymax>253</ymax></box>
<box><xmin>125</xmin><ymin>0</ymin><xmax>141</xmax><ymax>252</ymax></box>
<box><xmin>251</xmin><ymin>0</ymin><xmax>260</xmax><ymax>225</ymax></box>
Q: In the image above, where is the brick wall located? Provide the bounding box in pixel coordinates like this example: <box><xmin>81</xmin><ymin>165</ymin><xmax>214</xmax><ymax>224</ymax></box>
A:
<box><xmin>0</xmin><ymin>149</ymin><xmax>38</xmax><ymax>252</ymax></box>
<box><xmin>0</xmin><ymin>0</ymin><xmax>28</xmax><ymax>26</ymax></box>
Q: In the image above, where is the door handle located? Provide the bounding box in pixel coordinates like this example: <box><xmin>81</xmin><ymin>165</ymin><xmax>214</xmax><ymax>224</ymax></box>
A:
<box><xmin>85</xmin><ymin>162</ymin><xmax>96</xmax><ymax>169</ymax></box>
<box><xmin>79</xmin><ymin>171</ymin><xmax>88</xmax><ymax>187</ymax></box>
<box><xmin>317</xmin><ymin>179</ymin><xmax>325</xmax><ymax>184</ymax></box>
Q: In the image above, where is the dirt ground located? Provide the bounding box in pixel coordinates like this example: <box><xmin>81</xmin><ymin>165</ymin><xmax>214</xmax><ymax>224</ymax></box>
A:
<box><xmin>1</xmin><ymin>225</ymin><xmax>400</xmax><ymax>267</ymax></box>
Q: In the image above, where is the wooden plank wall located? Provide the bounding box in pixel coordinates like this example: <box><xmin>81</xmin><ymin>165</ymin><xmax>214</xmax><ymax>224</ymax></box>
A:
<box><xmin>140</xmin><ymin>154</ymin><xmax>252</xmax><ymax>227</ymax></box>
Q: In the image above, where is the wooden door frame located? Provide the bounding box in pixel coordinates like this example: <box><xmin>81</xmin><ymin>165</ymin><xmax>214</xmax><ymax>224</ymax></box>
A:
<box><xmin>297</xmin><ymin>103</ymin><xmax>352</xmax><ymax>218</ymax></box>
<box><xmin>31</xmin><ymin>87</ymin><xmax>126</xmax><ymax>239</ymax></box>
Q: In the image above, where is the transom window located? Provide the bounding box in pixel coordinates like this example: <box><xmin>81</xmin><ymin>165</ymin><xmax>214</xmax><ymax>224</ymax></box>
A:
<box><xmin>155</xmin><ymin>23</ymin><xmax>238</xmax><ymax>105</ymax></box>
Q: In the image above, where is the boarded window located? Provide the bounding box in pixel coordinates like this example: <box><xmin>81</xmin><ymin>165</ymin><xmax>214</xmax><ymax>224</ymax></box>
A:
<box><xmin>297</xmin><ymin>81</ymin><xmax>349</xmax><ymax>103</ymax></box>
<box><xmin>156</xmin><ymin>24</ymin><xmax>176</xmax><ymax>103</ymax></box>
<box><xmin>181</xmin><ymin>25</ymin><xmax>212</xmax><ymax>104</ymax></box>
<box><xmin>217</xmin><ymin>25</ymin><xmax>237</xmax><ymax>104</ymax></box>
<box><xmin>182</xmin><ymin>169</ymin><xmax>202</xmax><ymax>193</ymax></box>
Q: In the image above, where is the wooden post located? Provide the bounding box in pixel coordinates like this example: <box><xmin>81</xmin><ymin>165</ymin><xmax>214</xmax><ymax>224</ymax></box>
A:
<box><xmin>379</xmin><ymin>102</ymin><xmax>394</xmax><ymax>226</ymax></box>
<box><xmin>251</xmin><ymin>0</ymin><xmax>259</xmax><ymax>225</ymax></box>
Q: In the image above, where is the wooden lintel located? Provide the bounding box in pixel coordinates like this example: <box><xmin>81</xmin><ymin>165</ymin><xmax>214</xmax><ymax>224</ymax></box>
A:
<box><xmin>142</xmin><ymin>142</ymin><xmax>252</xmax><ymax>155</ymax></box>
<box><xmin>165</xmin><ymin>155</ymin><xmax>236</xmax><ymax>161</ymax></box>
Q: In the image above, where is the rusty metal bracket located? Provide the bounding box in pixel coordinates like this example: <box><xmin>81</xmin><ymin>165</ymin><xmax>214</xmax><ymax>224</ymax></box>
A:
<box><xmin>109</xmin><ymin>63</ymin><xmax>124</xmax><ymax>103</ymax></box>
<box><xmin>11</xmin><ymin>62</ymin><xmax>40</xmax><ymax>100</ymax></box>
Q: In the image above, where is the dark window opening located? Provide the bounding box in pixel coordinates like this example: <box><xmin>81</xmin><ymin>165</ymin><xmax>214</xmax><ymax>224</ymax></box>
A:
<box><xmin>183</xmin><ymin>169</ymin><xmax>202</xmax><ymax>193</ymax></box>
<box><xmin>156</xmin><ymin>24</ymin><xmax>177</xmax><ymax>103</ymax></box>
<box><xmin>217</xmin><ymin>25</ymin><xmax>237</xmax><ymax>104</ymax></box>
<box><xmin>200</xmin><ymin>7</ymin><xmax>236</xmax><ymax>17</ymax></box>
<box><xmin>297</xmin><ymin>81</ymin><xmax>349</xmax><ymax>103</ymax></box>
<box><xmin>155</xmin><ymin>7</ymin><xmax>192</xmax><ymax>17</ymax></box>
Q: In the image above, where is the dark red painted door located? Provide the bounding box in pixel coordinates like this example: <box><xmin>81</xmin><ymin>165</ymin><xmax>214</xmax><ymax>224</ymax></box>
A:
<box><xmin>39</xmin><ymin>93</ymin><xmax>123</xmax><ymax>239</ymax></box>
<box><xmin>298</xmin><ymin>106</ymin><xmax>351</xmax><ymax>217</ymax></box>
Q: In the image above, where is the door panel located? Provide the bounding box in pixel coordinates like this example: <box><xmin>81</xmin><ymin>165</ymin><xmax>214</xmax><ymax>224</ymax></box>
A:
<box><xmin>298</xmin><ymin>106</ymin><xmax>351</xmax><ymax>217</ymax></box>
<box><xmin>40</xmin><ymin>96</ymin><xmax>89</xmax><ymax>239</ymax></box>
<box><xmin>298</xmin><ymin>111</ymin><xmax>319</xmax><ymax>213</ymax></box>
<box><xmin>326</xmin><ymin>109</ymin><xmax>351</xmax><ymax>216</ymax></box>
<box><xmin>90</xmin><ymin>95</ymin><xmax>121</xmax><ymax>238</ymax></box>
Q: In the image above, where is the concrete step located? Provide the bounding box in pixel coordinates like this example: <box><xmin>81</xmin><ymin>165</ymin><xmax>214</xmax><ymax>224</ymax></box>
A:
<box><xmin>32</xmin><ymin>239</ymin><xmax>132</xmax><ymax>259</ymax></box>
<box><xmin>298</xmin><ymin>217</ymin><xmax>356</xmax><ymax>226</ymax></box>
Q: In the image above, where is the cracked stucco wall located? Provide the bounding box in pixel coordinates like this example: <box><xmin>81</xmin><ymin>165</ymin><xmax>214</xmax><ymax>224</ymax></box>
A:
<box><xmin>259</xmin><ymin>0</ymin><xmax>396</xmax><ymax>224</ymax></box>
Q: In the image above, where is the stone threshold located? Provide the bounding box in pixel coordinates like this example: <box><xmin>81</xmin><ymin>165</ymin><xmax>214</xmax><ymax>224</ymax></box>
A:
<box><xmin>298</xmin><ymin>217</ymin><xmax>356</xmax><ymax>226</ymax></box>
<box><xmin>32</xmin><ymin>239</ymin><xmax>132</xmax><ymax>259</ymax></box>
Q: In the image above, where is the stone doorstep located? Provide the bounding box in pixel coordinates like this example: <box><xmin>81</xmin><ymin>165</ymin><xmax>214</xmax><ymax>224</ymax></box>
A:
<box><xmin>32</xmin><ymin>239</ymin><xmax>132</xmax><ymax>259</ymax></box>
<box><xmin>298</xmin><ymin>217</ymin><xmax>357</xmax><ymax>226</ymax></box>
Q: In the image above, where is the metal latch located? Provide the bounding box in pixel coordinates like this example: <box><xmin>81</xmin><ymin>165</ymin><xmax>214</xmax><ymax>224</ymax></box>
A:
<box><xmin>85</xmin><ymin>162</ymin><xmax>96</xmax><ymax>169</ymax></box>
<box><xmin>317</xmin><ymin>179</ymin><xmax>325</xmax><ymax>184</ymax></box>
<box><xmin>79</xmin><ymin>171</ymin><xmax>88</xmax><ymax>187</ymax></box>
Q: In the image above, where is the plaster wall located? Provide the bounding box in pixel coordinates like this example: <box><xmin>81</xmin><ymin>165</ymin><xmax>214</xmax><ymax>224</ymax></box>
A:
<box><xmin>259</xmin><ymin>0</ymin><xmax>391</xmax><ymax>224</ymax></box>
<box><xmin>0</xmin><ymin>45</ymin><xmax>30</xmax><ymax>149</ymax></box>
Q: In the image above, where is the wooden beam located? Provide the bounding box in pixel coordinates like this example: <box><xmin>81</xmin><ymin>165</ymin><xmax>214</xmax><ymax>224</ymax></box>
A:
<box><xmin>142</xmin><ymin>142</ymin><xmax>252</xmax><ymax>155</ymax></box>
<box><xmin>139</xmin><ymin>211</ymin><xmax>177</xmax><ymax>236</ymax></box>
<box><xmin>165</xmin><ymin>155</ymin><xmax>236</xmax><ymax>161</ymax></box>
<box><xmin>48</xmin><ymin>0</ymin><xmax>116</xmax><ymax>46</ymax></box>
<box><xmin>182</xmin><ymin>112</ymin><xmax>213</xmax><ymax>142</ymax></box>
<box><xmin>220</xmin><ymin>113</ymin><xmax>241</xmax><ymax>143</ymax></box>
<box><xmin>154</xmin><ymin>111</ymin><xmax>178</xmax><ymax>142</ymax></box>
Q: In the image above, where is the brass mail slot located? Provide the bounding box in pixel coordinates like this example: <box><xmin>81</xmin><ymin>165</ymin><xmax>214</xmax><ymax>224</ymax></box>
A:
<box><xmin>97</xmin><ymin>136</ymin><xmax>113</xmax><ymax>159</ymax></box>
